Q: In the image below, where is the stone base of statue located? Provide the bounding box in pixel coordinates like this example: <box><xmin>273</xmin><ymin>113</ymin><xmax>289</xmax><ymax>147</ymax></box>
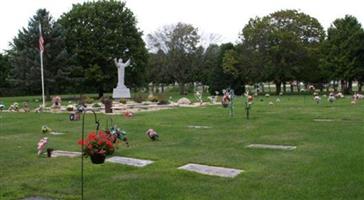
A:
<box><xmin>112</xmin><ymin>85</ymin><xmax>131</xmax><ymax>99</ymax></box>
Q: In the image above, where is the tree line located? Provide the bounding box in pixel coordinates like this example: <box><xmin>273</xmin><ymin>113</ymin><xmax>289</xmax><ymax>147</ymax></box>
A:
<box><xmin>1</xmin><ymin>1</ymin><xmax>364</xmax><ymax>97</ymax></box>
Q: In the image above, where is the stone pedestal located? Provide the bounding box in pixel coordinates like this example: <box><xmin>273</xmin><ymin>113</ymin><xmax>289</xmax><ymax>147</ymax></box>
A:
<box><xmin>112</xmin><ymin>86</ymin><xmax>131</xmax><ymax>99</ymax></box>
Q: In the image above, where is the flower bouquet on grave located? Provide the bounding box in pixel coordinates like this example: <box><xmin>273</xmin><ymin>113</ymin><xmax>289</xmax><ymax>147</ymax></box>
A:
<box><xmin>194</xmin><ymin>91</ymin><xmax>203</xmax><ymax>105</ymax></box>
<box><xmin>0</xmin><ymin>103</ymin><xmax>5</xmax><ymax>111</ymax></box>
<box><xmin>146</xmin><ymin>128</ymin><xmax>159</xmax><ymax>141</ymax></box>
<box><xmin>221</xmin><ymin>90</ymin><xmax>231</xmax><ymax>108</ymax></box>
<box><xmin>78</xmin><ymin>131</ymin><xmax>115</xmax><ymax>164</ymax></box>
<box><xmin>41</xmin><ymin>125</ymin><xmax>52</xmax><ymax>134</ymax></box>
<box><xmin>37</xmin><ymin>137</ymin><xmax>48</xmax><ymax>156</ymax></box>
<box><xmin>106</xmin><ymin>126</ymin><xmax>129</xmax><ymax>147</ymax></box>
<box><xmin>123</xmin><ymin>111</ymin><xmax>134</xmax><ymax>118</ymax></box>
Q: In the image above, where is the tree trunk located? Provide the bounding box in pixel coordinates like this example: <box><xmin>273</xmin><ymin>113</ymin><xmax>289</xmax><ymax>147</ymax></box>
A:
<box><xmin>283</xmin><ymin>81</ymin><xmax>286</xmax><ymax>93</ymax></box>
<box><xmin>359</xmin><ymin>82</ymin><xmax>363</xmax><ymax>92</ymax></box>
<box><xmin>290</xmin><ymin>83</ymin><xmax>294</xmax><ymax>93</ymax></box>
<box><xmin>341</xmin><ymin>80</ymin><xmax>346</xmax><ymax>93</ymax></box>
<box><xmin>261</xmin><ymin>83</ymin><xmax>265</xmax><ymax>93</ymax></box>
<box><xmin>275</xmin><ymin>81</ymin><xmax>281</xmax><ymax>95</ymax></box>
<box><xmin>179</xmin><ymin>82</ymin><xmax>185</xmax><ymax>95</ymax></box>
<box><xmin>347</xmin><ymin>80</ymin><xmax>353</xmax><ymax>94</ymax></box>
<box><xmin>319</xmin><ymin>83</ymin><xmax>323</xmax><ymax>93</ymax></box>
<box><xmin>98</xmin><ymin>85</ymin><xmax>104</xmax><ymax>98</ymax></box>
<box><xmin>161</xmin><ymin>84</ymin><xmax>164</xmax><ymax>93</ymax></box>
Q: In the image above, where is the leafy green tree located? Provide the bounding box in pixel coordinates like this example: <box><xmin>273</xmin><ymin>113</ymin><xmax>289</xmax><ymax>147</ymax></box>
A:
<box><xmin>320</xmin><ymin>15</ymin><xmax>364</xmax><ymax>93</ymax></box>
<box><xmin>60</xmin><ymin>0</ymin><xmax>148</xmax><ymax>97</ymax></box>
<box><xmin>208</xmin><ymin>43</ymin><xmax>245</xmax><ymax>95</ymax></box>
<box><xmin>147</xmin><ymin>22</ymin><xmax>200</xmax><ymax>95</ymax></box>
<box><xmin>9</xmin><ymin>9</ymin><xmax>72</xmax><ymax>96</ymax></box>
<box><xmin>146</xmin><ymin>50</ymin><xmax>171</xmax><ymax>92</ymax></box>
<box><xmin>240</xmin><ymin>10</ymin><xmax>325</xmax><ymax>94</ymax></box>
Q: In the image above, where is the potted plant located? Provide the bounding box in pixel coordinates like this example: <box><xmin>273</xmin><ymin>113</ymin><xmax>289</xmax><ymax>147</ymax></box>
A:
<box><xmin>78</xmin><ymin>131</ymin><xmax>115</xmax><ymax>164</ymax></box>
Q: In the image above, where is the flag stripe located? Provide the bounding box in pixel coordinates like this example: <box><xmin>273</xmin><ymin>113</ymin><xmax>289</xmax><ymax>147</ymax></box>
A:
<box><xmin>39</xmin><ymin>34</ymin><xmax>44</xmax><ymax>52</ymax></box>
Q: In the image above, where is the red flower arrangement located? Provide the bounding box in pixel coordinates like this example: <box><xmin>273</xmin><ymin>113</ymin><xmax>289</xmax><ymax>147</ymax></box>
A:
<box><xmin>78</xmin><ymin>131</ymin><xmax>115</xmax><ymax>158</ymax></box>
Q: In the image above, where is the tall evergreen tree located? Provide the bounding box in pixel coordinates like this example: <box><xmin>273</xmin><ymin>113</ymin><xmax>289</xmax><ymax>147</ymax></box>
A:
<box><xmin>9</xmin><ymin>9</ymin><xmax>72</xmax><ymax>96</ymax></box>
<box><xmin>0</xmin><ymin>53</ymin><xmax>10</xmax><ymax>93</ymax></box>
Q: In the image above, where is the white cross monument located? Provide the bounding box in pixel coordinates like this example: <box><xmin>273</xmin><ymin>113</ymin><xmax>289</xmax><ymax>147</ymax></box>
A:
<box><xmin>112</xmin><ymin>58</ymin><xmax>131</xmax><ymax>99</ymax></box>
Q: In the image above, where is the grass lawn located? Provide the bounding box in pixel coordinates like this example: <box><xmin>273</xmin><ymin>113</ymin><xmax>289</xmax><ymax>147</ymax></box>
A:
<box><xmin>0</xmin><ymin>95</ymin><xmax>364</xmax><ymax>199</ymax></box>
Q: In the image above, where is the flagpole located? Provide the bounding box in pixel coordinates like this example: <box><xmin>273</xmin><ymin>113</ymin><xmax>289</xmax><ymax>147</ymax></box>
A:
<box><xmin>39</xmin><ymin>23</ymin><xmax>45</xmax><ymax>108</ymax></box>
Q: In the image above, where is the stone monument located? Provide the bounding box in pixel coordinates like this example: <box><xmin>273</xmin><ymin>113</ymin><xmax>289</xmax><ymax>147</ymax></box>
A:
<box><xmin>113</xmin><ymin>57</ymin><xmax>131</xmax><ymax>99</ymax></box>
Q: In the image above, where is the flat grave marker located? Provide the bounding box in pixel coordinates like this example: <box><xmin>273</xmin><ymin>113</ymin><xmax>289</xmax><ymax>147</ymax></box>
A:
<box><xmin>106</xmin><ymin>156</ymin><xmax>154</xmax><ymax>167</ymax></box>
<box><xmin>313</xmin><ymin>119</ymin><xmax>334</xmax><ymax>122</ymax></box>
<box><xmin>51</xmin><ymin>150</ymin><xmax>81</xmax><ymax>158</ymax></box>
<box><xmin>50</xmin><ymin>132</ymin><xmax>65</xmax><ymax>135</ymax></box>
<box><xmin>246</xmin><ymin>144</ymin><xmax>296</xmax><ymax>150</ymax></box>
<box><xmin>178</xmin><ymin>163</ymin><xmax>243</xmax><ymax>178</ymax></box>
<box><xmin>187</xmin><ymin>125</ymin><xmax>211</xmax><ymax>129</ymax></box>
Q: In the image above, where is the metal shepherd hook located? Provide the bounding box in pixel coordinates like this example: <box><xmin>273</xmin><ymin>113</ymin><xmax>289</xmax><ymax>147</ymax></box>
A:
<box><xmin>81</xmin><ymin>108</ymin><xmax>100</xmax><ymax>200</ymax></box>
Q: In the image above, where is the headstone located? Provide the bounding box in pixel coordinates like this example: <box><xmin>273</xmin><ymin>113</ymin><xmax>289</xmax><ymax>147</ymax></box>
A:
<box><xmin>177</xmin><ymin>97</ymin><xmax>191</xmax><ymax>105</ymax></box>
<box><xmin>51</xmin><ymin>150</ymin><xmax>81</xmax><ymax>158</ymax></box>
<box><xmin>178</xmin><ymin>163</ymin><xmax>243</xmax><ymax>178</ymax></box>
<box><xmin>246</xmin><ymin>144</ymin><xmax>296</xmax><ymax>150</ymax></box>
<box><xmin>51</xmin><ymin>96</ymin><xmax>62</xmax><ymax>108</ymax></box>
<box><xmin>23</xmin><ymin>102</ymin><xmax>30</xmax><ymax>112</ymax></box>
<box><xmin>102</xmin><ymin>97</ymin><xmax>113</xmax><ymax>113</ymax></box>
<box><xmin>112</xmin><ymin>57</ymin><xmax>131</xmax><ymax>99</ymax></box>
<box><xmin>106</xmin><ymin>156</ymin><xmax>154</xmax><ymax>167</ymax></box>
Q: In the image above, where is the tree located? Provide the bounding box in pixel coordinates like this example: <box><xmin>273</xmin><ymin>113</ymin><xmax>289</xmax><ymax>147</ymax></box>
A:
<box><xmin>8</xmin><ymin>9</ymin><xmax>72</xmax><ymax>96</ymax></box>
<box><xmin>60</xmin><ymin>0</ymin><xmax>148</xmax><ymax>97</ymax></box>
<box><xmin>240</xmin><ymin>10</ymin><xmax>325</xmax><ymax>94</ymax></box>
<box><xmin>147</xmin><ymin>23</ymin><xmax>200</xmax><ymax>94</ymax></box>
<box><xmin>320</xmin><ymin>15</ymin><xmax>364</xmax><ymax>93</ymax></box>
<box><xmin>208</xmin><ymin>43</ymin><xmax>245</xmax><ymax>95</ymax></box>
<box><xmin>0</xmin><ymin>53</ymin><xmax>10</xmax><ymax>91</ymax></box>
<box><xmin>146</xmin><ymin>50</ymin><xmax>171</xmax><ymax>92</ymax></box>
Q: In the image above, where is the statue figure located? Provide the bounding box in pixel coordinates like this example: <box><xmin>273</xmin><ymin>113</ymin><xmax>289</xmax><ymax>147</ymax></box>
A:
<box><xmin>112</xmin><ymin>56</ymin><xmax>131</xmax><ymax>99</ymax></box>
<box><xmin>114</xmin><ymin>58</ymin><xmax>130</xmax><ymax>87</ymax></box>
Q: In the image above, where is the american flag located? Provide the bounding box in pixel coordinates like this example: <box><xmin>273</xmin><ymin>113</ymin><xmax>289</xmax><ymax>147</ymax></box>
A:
<box><xmin>39</xmin><ymin>24</ymin><xmax>44</xmax><ymax>53</ymax></box>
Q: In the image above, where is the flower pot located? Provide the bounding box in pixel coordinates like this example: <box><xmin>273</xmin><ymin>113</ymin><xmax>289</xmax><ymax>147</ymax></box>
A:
<box><xmin>90</xmin><ymin>153</ymin><xmax>106</xmax><ymax>164</ymax></box>
<box><xmin>47</xmin><ymin>148</ymin><xmax>54</xmax><ymax>157</ymax></box>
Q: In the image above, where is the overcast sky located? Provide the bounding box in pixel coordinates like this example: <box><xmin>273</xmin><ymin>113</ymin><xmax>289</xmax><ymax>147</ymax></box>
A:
<box><xmin>1</xmin><ymin>0</ymin><xmax>364</xmax><ymax>53</ymax></box>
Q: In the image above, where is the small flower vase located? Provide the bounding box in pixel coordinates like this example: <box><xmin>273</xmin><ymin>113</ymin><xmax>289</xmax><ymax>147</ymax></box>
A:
<box><xmin>90</xmin><ymin>153</ymin><xmax>106</xmax><ymax>164</ymax></box>
<box><xmin>47</xmin><ymin>148</ymin><xmax>54</xmax><ymax>157</ymax></box>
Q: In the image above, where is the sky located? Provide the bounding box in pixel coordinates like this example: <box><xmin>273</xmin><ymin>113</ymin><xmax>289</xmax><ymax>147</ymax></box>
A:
<box><xmin>1</xmin><ymin>0</ymin><xmax>364</xmax><ymax>53</ymax></box>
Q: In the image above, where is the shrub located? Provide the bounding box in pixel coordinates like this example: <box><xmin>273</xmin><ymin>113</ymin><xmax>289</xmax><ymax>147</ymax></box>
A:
<box><xmin>133</xmin><ymin>93</ymin><xmax>147</xmax><ymax>103</ymax></box>
<box><xmin>157</xmin><ymin>95</ymin><xmax>170</xmax><ymax>105</ymax></box>
<box><xmin>120</xmin><ymin>99</ymin><xmax>127</xmax><ymax>104</ymax></box>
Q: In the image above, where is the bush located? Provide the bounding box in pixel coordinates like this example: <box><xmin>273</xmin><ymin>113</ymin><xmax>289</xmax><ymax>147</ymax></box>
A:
<box><xmin>80</xmin><ymin>95</ymin><xmax>94</xmax><ymax>104</ymax></box>
<box><xmin>133</xmin><ymin>93</ymin><xmax>147</xmax><ymax>103</ymax></box>
<box><xmin>148</xmin><ymin>95</ymin><xmax>158</xmax><ymax>102</ymax></box>
<box><xmin>120</xmin><ymin>99</ymin><xmax>127</xmax><ymax>104</ymax></box>
<box><xmin>157</xmin><ymin>95</ymin><xmax>170</xmax><ymax>105</ymax></box>
<box><xmin>92</xmin><ymin>103</ymin><xmax>101</xmax><ymax>108</ymax></box>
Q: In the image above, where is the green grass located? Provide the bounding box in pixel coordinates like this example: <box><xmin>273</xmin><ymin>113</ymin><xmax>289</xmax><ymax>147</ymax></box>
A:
<box><xmin>1</xmin><ymin>96</ymin><xmax>364</xmax><ymax>199</ymax></box>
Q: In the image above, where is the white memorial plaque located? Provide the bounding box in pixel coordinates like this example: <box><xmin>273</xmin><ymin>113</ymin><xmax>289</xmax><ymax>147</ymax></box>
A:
<box><xmin>178</xmin><ymin>163</ymin><xmax>243</xmax><ymax>178</ymax></box>
<box><xmin>106</xmin><ymin>156</ymin><xmax>154</xmax><ymax>167</ymax></box>
<box><xmin>246</xmin><ymin>144</ymin><xmax>296</xmax><ymax>150</ymax></box>
<box><xmin>187</xmin><ymin>125</ymin><xmax>211</xmax><ymax>129</ymax></box>
<box><xmin>51</xmin><ymin>150</ymin><xmax>81</xmax><ymax>158</ymax></box>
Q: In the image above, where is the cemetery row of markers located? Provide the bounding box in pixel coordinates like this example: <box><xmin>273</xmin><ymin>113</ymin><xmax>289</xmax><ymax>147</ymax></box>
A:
<box><xmin>35</xmin><ymin>89</ymin><xmax>362</xmax><ymax>176</ymax></box>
